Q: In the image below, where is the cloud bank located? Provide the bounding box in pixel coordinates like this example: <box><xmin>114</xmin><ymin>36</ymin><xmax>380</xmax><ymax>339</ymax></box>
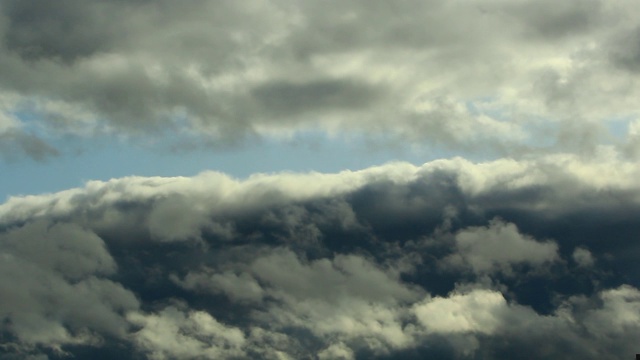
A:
<box><xmin>2</xmin><ymin>0</ymin><xmax>640</xmax><ymax>158</ymax></box>
<box><xmin>2</xmin><ymin>1</ymin><xmax>639</xmax><ymax>358</ymax></box>
<box><xmin>1</xmin><ymin>155</ymin><xmax>640</xmax><ymax>359</ymax></box>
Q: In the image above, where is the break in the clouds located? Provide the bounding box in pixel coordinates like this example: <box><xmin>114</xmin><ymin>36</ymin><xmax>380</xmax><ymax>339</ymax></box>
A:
<box><xmin>1</xmin><ymin>155</ymin><xmax>640</xmax><ymax>359</ymax></box>
<box><xmin>2</xmin><ymin>0</ymin><xmax>640</xmax><ymax>158</ymax></box>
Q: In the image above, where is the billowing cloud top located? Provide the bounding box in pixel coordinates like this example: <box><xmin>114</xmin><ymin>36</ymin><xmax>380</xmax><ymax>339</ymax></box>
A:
<box><xmin>2</xmin><ymin>0</ymin><xmax>640</xmax><ymax>159</ymax></box>
<box><xmin>1</xmin><ymin>155</ymin><xmax>640</xmax><ymax>359</ymax></box>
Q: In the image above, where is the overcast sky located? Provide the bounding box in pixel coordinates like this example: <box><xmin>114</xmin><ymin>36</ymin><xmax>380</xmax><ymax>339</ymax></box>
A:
<box><xmin>2</xmin><ymin>1</ymin><xmax>640</xmax><ymax>359</ymax></box>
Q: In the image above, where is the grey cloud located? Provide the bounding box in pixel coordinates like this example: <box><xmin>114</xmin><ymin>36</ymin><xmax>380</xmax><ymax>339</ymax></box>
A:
<box><xmin>0</xmin><ymin>220</ymin><xmax>116</xmax><ymax>280</ymax></box>
<box><xmin>172</xmin><ymin>246</ymin><xmax>421</xmax><ymax>354</ymax></box>
<box><xmin>249</xmin><ymin>248</ymin><xmax>418</xmax><ymax>304</ymax></box>
<box><xmin>0</xmin><ymin>221</ymin><xmax>139</xmax><ymax>352</ymax></box>
<box><xmin>2</xmin><ymin>0</ymin><xmax>119</xmax><ymax>63</ymax></box>
<box><xmin>244</xmin><ymin>248</ymin><xmax>419</xmax><ymax>353</ymax></box>
<box><xmin>128</xmin><ymin>303</ymin><xmax>247</xmax><ymax>360</ymax></box>
<box><xmin>1</xmin><ymin>157</ymin><xmax>640</xmax><ymax>358</ymax></box>
<box><xmin>485</xmin><ymin>285</ymin><xmax>640</xmax><ymax>359</ymax></box>
<box><xmin>288</xmin><ymin>0</ymin><xmax>520</xmax><ymax>55</ymax></box>
<box><xmin>394</xmin><ymin>96</ymin><xmax>527</xmax><ymax>155</ymax></box>
<box><xmin>251</xmin><ymin>79</ymin><xmax>383</xmax><ymax>118</ymax></box>
<box><xmin>443</xmin><ymin>218</ymin><xmax>559</xmax><ymax>276</ymax></box>
<box><xmin>1</xmin><ymin>0</ymin><xmax>639</xmax><ymax>157</ymax></box>
<box><xmin>173</xmin><ymin>270</ymin><xmax>265</xmax><ymax>303</ymax></box>
<box><xmin>498</xmin><ymin>0</ymin><xmax>604</xmax><ymax>39</ymax></box>
<box><xmin>572</xmin><ymin>247</ymin><xmax>595</xmax><ymax>268</ymax></box>
<box><xmin>0</xmin><ymin>130</ymin><xmax>58</xmax><ymax>162</ymax></box>
<box><xmin>607</xmin><ymin>26</ymin><xmax>640</xmax><ymax>72</ymax></box>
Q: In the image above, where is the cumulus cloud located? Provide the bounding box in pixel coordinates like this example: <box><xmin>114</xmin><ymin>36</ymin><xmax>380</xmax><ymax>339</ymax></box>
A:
<box><xmin>572</xmin><ymin>247</ymin><xmax>595</xmax><ymax>268</ymax></box>
<box><xmin>443</xmin><ymin>219</ymin><xmax>560</xmax><ymax>275</ymax></box>
<box><xmin>127</xmin><ymin>304</ymin><xmax>247</xmax><ymax>360</ymax></box>
<box><xmin>0</xmin><ymin>157</ymin><xmax>639</xmax><ymax>358</ymax></box>
<box><xmin>413</xmin><ymin>289</ymin><xmax>506</xmax><ymax>335</ymax></box>
<box><xmin>2</xmin><ymin>0</ymin><xmax>640</xmax><ymax>159</ymax></box>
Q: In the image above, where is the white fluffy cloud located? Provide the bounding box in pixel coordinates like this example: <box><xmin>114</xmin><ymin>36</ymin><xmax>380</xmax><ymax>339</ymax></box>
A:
<box><xmin>413</xmin><ymin>289</ymin><xmax>506</xmax><ymax>335</ymax></box>
<box><xmin>3</xmin><ymin>152</ymin><xmax>640</xmax><ymax>227</ymax></box>
<box><xmin>443</xmin><ymin>219</ymin><xmax>559</xmax><ymax>275</ymax></box>
<box><xmin>128</xmin><ymin>304</ymin><xmax>247</xmax><ymax>360</ymax></box>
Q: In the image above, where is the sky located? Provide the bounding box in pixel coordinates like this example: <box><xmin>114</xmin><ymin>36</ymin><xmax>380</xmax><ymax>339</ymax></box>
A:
<box><xmin>1</xmin><ymin>0</ymin><xmax>640</xmax><ymax>359</ymax></box>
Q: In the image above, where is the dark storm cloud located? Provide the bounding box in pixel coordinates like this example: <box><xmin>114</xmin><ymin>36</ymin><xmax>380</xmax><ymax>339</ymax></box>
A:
<box><xmin>1</xmin><ymin>156</ymin><xmax>640</xmax><ymax>358</ymax></box>
<box><xmin>2</xmin><ymin>0</ymin><xmax>640</xmax><ymax>158</ymax></box>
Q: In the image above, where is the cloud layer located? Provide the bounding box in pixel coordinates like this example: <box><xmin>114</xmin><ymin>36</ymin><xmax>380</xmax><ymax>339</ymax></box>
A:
<box><xmin>1</xmin><ymin>155</ymin><xmax>640</xmax><ymax>359</ymax></box>
<box><xmin>2</xmin><ymin>0</ymin><xmax>640</xmax><ymax>158</ymax></box>
<box><xmin>2</xmin><ymin>3</ymin><xmax>639</xmax><ymax>357</ymax></box>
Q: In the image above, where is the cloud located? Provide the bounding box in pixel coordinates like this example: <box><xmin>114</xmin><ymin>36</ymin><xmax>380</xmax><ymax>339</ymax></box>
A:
<box><xmin>173</xmin><ymin>270</ymin><xmax>264</xmax><ymax>303</ymax></box>
<box><xmin>2</xmin><ymin>0</ymin><xmax>640</xmax><ymax>158</ymax></box>
<box><xmin>572</xmin><ymin>247</ymin><xmax>595</xmax><ymax>268</ymax></box>
<box><xmin>0</xmin><ymin>221</ymin><xmax>138</xmax><ymax>354</ymax></box>
<box><xmin>443</xmin><ymin>218</ymin><xmax>560</xmax><ymax>275</ymax></box>
<box><xmin>127</xmin><ymin>303</ymin><xmax>247</xmax><ymax>360</ymax></box>
<box><xmin>3</xmin><ymin>0</ymin><xmax>640</xmax><ymax>358</ymax></box>
<box><xmin>0</xmin><ymin>93</ymin><xmax>59</xmax><ymax>162</ymax></box>
<box><xmin>0</xmin><ymin>129</ymin><xmax>58</xmax><ymax>161</ymax></box>
<box><xmin>250</xmin><ymin>78</ymin><xmax>383</xmax><ymax>118</ymax></box>
<box><xmin>0</xmin><ymin>156</ymin><xmax>639</xmax><ymax>358</ymax></box>
<box><xmin>413</xmin><ymin>289</ymin><xmax>506</xmax><ymax>335</ymax></box>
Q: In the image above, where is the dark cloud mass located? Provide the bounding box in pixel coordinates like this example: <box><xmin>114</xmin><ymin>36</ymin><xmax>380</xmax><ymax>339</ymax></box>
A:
<box><xmin>1</xmin><ymin>156</ymin><xmax>640</xmax><ymax>359</ymax></box>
